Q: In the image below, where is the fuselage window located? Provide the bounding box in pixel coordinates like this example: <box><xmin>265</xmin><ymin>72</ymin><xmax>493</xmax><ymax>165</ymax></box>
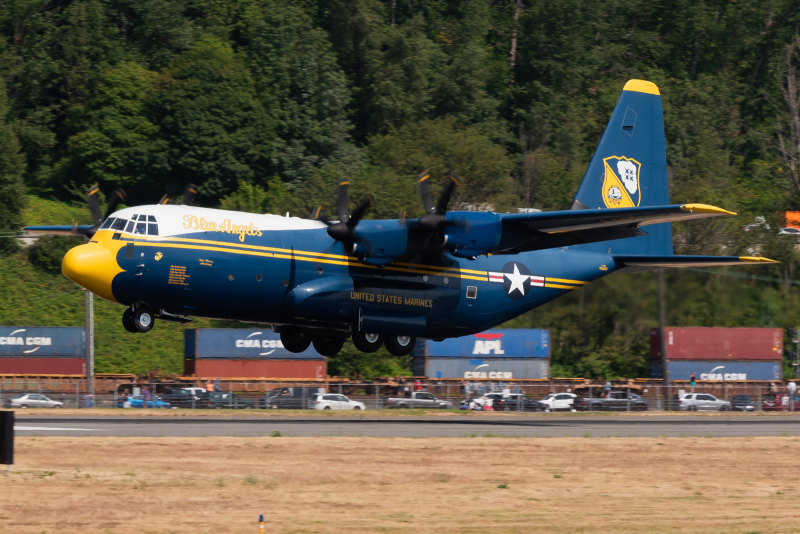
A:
<box><xmin>148</xmin><ymin>224</ymin><xmax>159</xmax><ymax>236</ymax></box>
<box><xmin>111</xmin><ymin>218</ymin><xmax>127</xmax><ymax>231</ymax></box>
<box><xmin>134</xmin><ymin>222</ymin><xmax>147</xmax><ymax>235</ymax></box>
<box><xmin>148</xmin><ymin>215</ymin><xmax>156</xmax><ymax>222</ymax></box>
<box><xmin>124</xmin><ymin>220</ymin><xmax>135</xmax><ymax>233</ymax></box>
<box><xmin>100</xmin><ymin>218</ymin><xmax>115</xmax><ymax>229</ymax></box>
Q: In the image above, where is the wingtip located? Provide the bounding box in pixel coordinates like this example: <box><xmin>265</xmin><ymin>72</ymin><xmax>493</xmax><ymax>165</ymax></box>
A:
<box><xmin>623</xmin><ymin>79</ymin><xmax>660</xmax><ymax>95</ymax></box>
<box><xmin>680</xmin><ymin>203</ymin><xmax>737</xmax><ymax>216</ymax></box>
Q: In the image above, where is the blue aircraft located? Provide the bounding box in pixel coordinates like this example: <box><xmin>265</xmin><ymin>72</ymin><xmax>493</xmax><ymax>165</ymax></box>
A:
<box><xmin>25</xmin><ymin>79</ymin><xmax>775</xmax><ymax>357</ymax></box>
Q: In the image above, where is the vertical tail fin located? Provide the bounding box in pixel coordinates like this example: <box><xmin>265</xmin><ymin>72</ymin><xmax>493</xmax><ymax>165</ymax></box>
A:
<box><xmin>572</xmin><ymin>79</ymin><xmax>672</xmax><ymax>255</ymax></box>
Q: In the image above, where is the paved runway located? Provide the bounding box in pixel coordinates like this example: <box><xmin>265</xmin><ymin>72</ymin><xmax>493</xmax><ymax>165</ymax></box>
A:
<box><xmin>13</xmin><ymin>415</ymin><xmax>800</xmax><ymax>437</ymax></box>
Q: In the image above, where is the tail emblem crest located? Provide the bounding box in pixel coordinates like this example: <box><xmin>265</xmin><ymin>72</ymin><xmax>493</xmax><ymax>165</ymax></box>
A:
<box><xmin>602</xmin><ymin>156</ymin><xmax>641</xmax><ymax>208</ymax></box>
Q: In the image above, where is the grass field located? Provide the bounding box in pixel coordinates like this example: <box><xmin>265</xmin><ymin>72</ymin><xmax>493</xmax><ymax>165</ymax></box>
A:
<box><xmin>4</xmin><ymin>436</ymin><xmax>800</xmax><ymax>534</ymax></box>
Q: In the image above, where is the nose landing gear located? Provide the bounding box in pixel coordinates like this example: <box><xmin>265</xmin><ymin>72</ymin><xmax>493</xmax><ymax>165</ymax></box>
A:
<box><xmin>122</xmin><ymin>306</ymin><xmax>155</xmax><ymax>333</ymax></box>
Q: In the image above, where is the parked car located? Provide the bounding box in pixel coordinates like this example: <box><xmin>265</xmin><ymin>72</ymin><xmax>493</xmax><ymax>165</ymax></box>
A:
<box><xmin>128</xmin><ymin>395</ymin><xmax>172</xmax><ymax>409</ymax></box>
<box><xmin>575</xmin><ymin>391</ymin><xmax>648</xmax><ymax>411</ymax></box>
<box><xmin>779</xmin><ymin>227</ymin><xmax>800</xmax><ymax>235</ymax></box>
<box><xmin>309</xmin><ymin>394</ymin><xmax>365</xmax><ymax>410</ymax></box>
<box><xmin>4</xmin><ymin>393</ymin><xmax>64</xmax><ymax>409</ymax></box>
<box><xmin>158</xmin><ymin>388</ymin><xmax>207</xmax><ymax>408</ymax></box>
<box><xmin>263</xmin><ymin>387</ymin><xmax>325</xmax><ymax>409</ymax></box>
<box><xmin>731</xmin><ymin>394</ymin><xmax>755</xmax><ymax>412</ymax></box>
<box><xmin>483</xmin><ymin>393</ymin><xmax>546</xmax><ymax>412</ymax></box>
<box><xmin>384</xmin><ymin>392</ymin><xmax>452</xmax><ymax>409</ymax></box>
<box><xmin>677</xmin><ymin>393</ymin><xmax>731</xmax><ymax>411</ymax></box>
<box><xmin>763</xmin><ymin>393</ymin><xmax>800</xmax><ymax>411</ymax></box>
<box><xmin>206</xmin><ymin>391</ymin><xmax>256</xmax><ymax>409</ymax></box>
<box><xmin>539</xmin><ymin>393</ymin><xmax>577</xmax><ymax>411</ymax></box>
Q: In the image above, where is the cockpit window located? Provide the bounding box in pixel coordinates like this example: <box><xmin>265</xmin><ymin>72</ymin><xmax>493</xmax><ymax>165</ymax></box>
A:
<box><xmin>148</xmin><ymin>215</ymin><xmax>156</xmax><ymax>222</ymax></box>
<box><xmin>148</xmin><ymin>224</ymin><xmax>159</xmax><ymax>236</ymax></box>
<box><xmin>134</xmin><ymin>222</ymin><xmax>147</xmax><ymax>235</ymax></box>
<box><xmin>100</xmin><ymin>218</ymin><xmax>115</xmax><ymax>229</ymax></box>
<box><xmin>131</xmin><ymin>214</ymin><xmax>139</xmax><ymax>220</ymax></box>
<box><xmin>124</xmin><ymin>220</ymin><xmax>135</xmax><ymax>233</ymax></box>
<box><xmin>110</xmin><ymin>219</ymin><xmax>127</xmax><ymax>231</ymax></box>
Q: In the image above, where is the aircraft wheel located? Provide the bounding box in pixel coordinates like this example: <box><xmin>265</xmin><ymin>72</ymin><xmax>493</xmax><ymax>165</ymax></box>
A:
<box><xmin>312</xmin><ymin>337</ymin><xmax>345</xmax><ymax>357</ymax></box>
<box><xmin>280</xmin><ymin>327</ymin><xmax>311</xmax><ymax>353</ymax></box>
<box><xmin>133</xmin><ymin>307</ymin><xmax>154</xmax><ymax>333</ymax></box>
<box><xmin>385</xmin><ymin>335</ymin><xmax>416</xmax><ymax>356</ymax></box>
<box><xmin>122</xmin><ymin>308</ymin><xmax>139</xmax><ymax>333</ymax></box>
<box><xmin>353</xmin><ymin>332</ymin><xmax>383</xmax><ymax>353</ymax></box>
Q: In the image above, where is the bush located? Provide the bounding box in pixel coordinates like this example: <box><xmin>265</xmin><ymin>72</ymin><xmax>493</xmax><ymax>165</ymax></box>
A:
<box><xmin>27</xmin><ymin>236</ymin><xmax>81</xmax><ymax>272</ymax></box>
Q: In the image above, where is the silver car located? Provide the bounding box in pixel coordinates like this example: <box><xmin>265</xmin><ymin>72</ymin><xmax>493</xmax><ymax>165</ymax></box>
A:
<box><xmin>679</xmin><ymin>393</ymin><xmax>731</xmax><ymax>412</ymax></box>
<box><xmin>4</xmin><ymin>393</ymin><xmax>64</xmax><ymax>409</ymax></box>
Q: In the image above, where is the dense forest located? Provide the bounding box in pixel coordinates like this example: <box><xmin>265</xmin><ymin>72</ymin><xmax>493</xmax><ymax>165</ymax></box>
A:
<box><xmin>3</xmin><ymin>0</ymin><xmax>800</xmax><ymax>378</ymax></box>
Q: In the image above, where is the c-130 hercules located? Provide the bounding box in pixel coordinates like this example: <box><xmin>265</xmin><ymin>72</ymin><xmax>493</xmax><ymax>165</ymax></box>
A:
<box><xmin>25</xmin><ymin>79</ymin><xmax>775</xmax><ymax>357</ymax></box>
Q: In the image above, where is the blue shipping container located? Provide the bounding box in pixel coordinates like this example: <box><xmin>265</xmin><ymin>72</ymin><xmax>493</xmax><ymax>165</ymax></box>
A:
<box><xmin>418</xmin><ymin>329</ymin><xmax>550</xmax><ymax>359</ymax></box>
<box><xmin>0</xmin><ymin>326</ymin><xmax>85</xmax><ymax>358</ymax></box>
<box><xmin>651</xmin><ymin>360</ymin><xmax>782</xmax><ymax>381</ymax></box>
<box><xmin>426</xmin><ymin>358</ymin><xmax>549</xmax><ymax>380</ymax></box>
<box><xmin>185</xmin><ymin>329</ymin><xmax>326</xmax><ymax>360</ymax></box>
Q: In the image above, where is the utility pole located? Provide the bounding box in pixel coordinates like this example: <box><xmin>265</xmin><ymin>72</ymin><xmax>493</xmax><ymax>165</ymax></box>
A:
<box><xmin>658</xmin><ymin>271</ymin><xmax>669</xmax><ymax>404</ymax></box>
<box><xmin>84</xmin><ymin>288</ymin><xmax>94</xmax><ymax>399</ymax></box>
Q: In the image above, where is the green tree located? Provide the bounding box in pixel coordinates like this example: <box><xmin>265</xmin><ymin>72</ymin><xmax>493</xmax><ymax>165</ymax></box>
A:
<box><xmin>219</xmin><ymin>177</ymin><xmax>290</xmax><ymax>215</ymax></box>
<box><xmin>0</xmin><ymin>79</ymin><xmax>27</xmax><ymax>254</ymax></box>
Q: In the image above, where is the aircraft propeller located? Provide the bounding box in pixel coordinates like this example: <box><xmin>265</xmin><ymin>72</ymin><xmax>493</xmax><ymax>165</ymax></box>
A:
<box><xmin>312</xmin><ymin>177</ymin><xmax>376</xmax><ymax>256</ymax></box>
<box><xmin>85</xmin><ymin>184</ymin><xmax>128</xmax><ymax>238</ymax></box>
<box><xmin>414</xmin><ymin>170</ymin><xmax>461</xmax><ymax>246</ymax></box>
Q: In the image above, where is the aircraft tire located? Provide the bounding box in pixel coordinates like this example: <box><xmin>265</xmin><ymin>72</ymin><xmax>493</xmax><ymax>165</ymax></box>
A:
<box><xmin>353</xmin><ymin>332</ymin><xmax>383</xmax><ymax>353</ymax></box>
<box><xmin>280</xmin><ymin>327</ymin><xmax>311</xmax><ymax>353</ymax></box>
<box><xmin>312</xmin><ymin>337</ymin><xmax>345</xmax><ymax>357</ymax></box>
<box><xmin>385</xmin><ymin>335</ymin><xmax>416</xmax><ymax>356</ymax></box>
<box><xmin>122</xmin><ymin>308</ymin><xmax>139</xmax><ymax>333</ymax></box>
<box><xmin>133</xmin><ymin>307</ymin><xmax>154</xmax><ymax>333</ymax></box>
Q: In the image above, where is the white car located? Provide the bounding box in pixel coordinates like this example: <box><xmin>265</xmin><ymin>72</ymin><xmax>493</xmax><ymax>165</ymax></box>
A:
<box><xmin>4</xmin><ymin>393</ymin><xmax>64</xmax><ymax>409</ymax></box>
<box><xmin>309</xmin><ymin>394</ymin><xmax>365</xmax><ymax>410</ymax></box>
<box><xmin>182</xmin><ymin>387</ymin><xmax>208</xmax><ymax>396</ymax></box>
<box><xmin>678</xmin><ymin>393</ymin><xmax>731</xmax><ymax>411</ymax></box>
<box><xmin>539</xmin><ymin>393</ymin><xmax>577</xmax><ymax>411</ymax></box>
<box><xmin>779</xmin><ymin>227</ymin><xmax>800</xmax><ymax>235</ymax></box>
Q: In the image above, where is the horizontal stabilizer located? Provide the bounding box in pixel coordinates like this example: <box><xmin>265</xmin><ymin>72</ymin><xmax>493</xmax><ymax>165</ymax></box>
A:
<box><xmin>496</xmin><ymin>203</ymin><xmax>735</xmax><ymax>253</ymax></box>
<box><xmin>613</xmin><ymin>255</ymin><xmax>778</xmax><ymax>273</ymax></box>
<box><xmin>23</xmin><ymin>224</ymin><xmax>93</xmax><ymax>237</ymax></box>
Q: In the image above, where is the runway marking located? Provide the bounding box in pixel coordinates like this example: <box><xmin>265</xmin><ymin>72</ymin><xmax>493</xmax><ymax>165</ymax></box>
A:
<box><xmin>14</xmin><ymin>426</ymin><xmax>106</xmax><ymax>431</ymax></box>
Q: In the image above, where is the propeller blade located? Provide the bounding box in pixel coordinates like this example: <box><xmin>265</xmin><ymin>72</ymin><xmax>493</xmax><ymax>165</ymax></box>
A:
<box><xmin>336</xmin><ymin>177</ymin><xmax>350</xmax><ymax>223</ymax></box>
<box><xmin>417</xmin><ymin>170</ymin><xmax>435</xmax><ymax>213</ymax></box>
<box><xmin>158</xmin><ymin>194</ymin><xmax>169</xmax><ymax>205</ymax></box>
<box><xmin>435</xmin><ymin>174</ymin><xmax>460</xmax><ymax>215</ymax></box>
<box><xmin>87</xmin><ymin>184</ymin><xmax>103</xmax><ymax>226</ymax></box>
<box><xmin>182</xmin><ymin>183</ymin><xmax>198</xmax><ymax>206</ymax></box>
<box><xmin>103</xmin><ymin>187</ymin><xmax>128</xmax><ymax>220</ymax></box>
<box><xmin>311</xmin><ymin>206</ymin><xmax>333</xmax><ymax>226</ymax></box>
<box><xmin>348</xmin><ymin>194</ymin><xmax>375</xmax><ymax>227</ymax></box>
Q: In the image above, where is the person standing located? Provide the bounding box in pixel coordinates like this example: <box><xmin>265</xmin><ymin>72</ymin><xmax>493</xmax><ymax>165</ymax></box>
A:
<box><xmin>464</xmin><ymin>381</ymin><xmax>471</xmax><ymax>399</ymax></box>
<box><xmin>603</xmin><ymin>380</ymin><xmax>612</xmax><ymax>397</ymax></box>
<box><xmin>214</xmin><ymin>377</ymin><xmax>221</xmax><ymax>392</ymax></box>
<box><xmin>397</xmin><ymin>378</ymin><xmax>405</xmax><ymax>397</ymax></box>
<box><xmin>205</xmin><ymin>380</ymin><xmax>214</xmax><ymax>392</ymax></box>
<box><xmin>788</xmin><ymin>381</ymin><xmax>797</xmax><ymax>411</ymax></box>
<box><xmin>415</xmin><ymin>380</ymin><xmax>422</xmax><ymax>392</ymax></box>
<box><xmin>142</xmin><ymin>387</ymin><xmax>150</xmax><ymax>409</ymax></box>
<box><xmin>690</xmin><ymin>372</ymin><xmax>696</xmax><ymax>391</ymax></box>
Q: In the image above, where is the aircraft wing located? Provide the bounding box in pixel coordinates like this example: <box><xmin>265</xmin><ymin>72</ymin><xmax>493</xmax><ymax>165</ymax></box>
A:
<box><xmin>23</xmin><ymin>224</ymin><xmax>93</xmax><ymax>236</ymax></box>
<box><xmin>493</xmin><ymin>204</ymin><xmax>735</xmax><ymax>253</ymax></box>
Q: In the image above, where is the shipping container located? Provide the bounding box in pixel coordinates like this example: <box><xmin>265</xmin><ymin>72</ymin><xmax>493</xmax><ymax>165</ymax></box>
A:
<box><xmin>186</xmin><ymin>359</ymin><xmax>326</xmax><ymax>379</ymax></box>
<box><xmin>0</xmin><ymin>327</ymin><xmax>85</xmax><ymax>357</ymax></box>
<box><xmin>416</xmin><ymin>329</ymin><xmax>550</xmax><ymax>359</ymax></box>
<box><xmin>0</xmin><ymin>358</ymin><xmax>85</xmax><ymax>375</ymax></box>
<box><xmin>423</xmin><ymin>358</ymin><xmax>549</xmax><ymax>380</ymax></box>
<box><xmin>185</xmin><ymin>329</ymin><xmax>327</xmax><ymax>360</ymax></box>
<box><xmin>651</xmin><ymin>360</ymin><xmax>782</xmax><ymax>381</ymax></box>
<box><xmin>650</xmin><ymin>327</ymin><xmax>782</xmax><ymax>361</ymax></box>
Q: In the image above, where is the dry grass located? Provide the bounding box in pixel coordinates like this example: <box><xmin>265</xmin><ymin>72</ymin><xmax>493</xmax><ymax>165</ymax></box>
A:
<box><xmin>3</xmin><ymin>436</ymin><xmax>800</xmax><ymax>533</ymax></box>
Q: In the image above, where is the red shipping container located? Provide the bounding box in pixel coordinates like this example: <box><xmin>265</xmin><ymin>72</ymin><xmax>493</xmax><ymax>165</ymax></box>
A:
<box><xmin>650</xmin><ymin>327</ymin><xmax>783</xmax><ymax>361</ymax></box>
<box><xmin>0</xmin><ymin>358</ymin><xmax>85</xmax><ymax>375</ymax></box>
<box><xmin>186</xmin><ymin>359</ymin><xmax>326</xmax><ymax>379</ymax></box>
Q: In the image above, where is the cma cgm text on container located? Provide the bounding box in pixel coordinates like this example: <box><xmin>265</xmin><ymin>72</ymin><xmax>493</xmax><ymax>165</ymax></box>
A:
<box><xmin>0</xmin><ymin>326</ymin><xmax>86</xmax><ymax>374</ymax></box>
<box><xmin>184</xmin><ymin>329</ymin><xmax>327</xmax><ymax>379</ymax></box>
<box><xmin>412</xmin><ymin>329</ymin><xmax>550</xmax><ymax>379</ymax></box>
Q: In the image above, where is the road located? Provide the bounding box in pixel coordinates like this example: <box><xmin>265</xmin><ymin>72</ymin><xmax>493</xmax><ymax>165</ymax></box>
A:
<box><xmin>12</xmin><ymin>415</ymin><xmax>800</xmax><ymax>437</ymax></box>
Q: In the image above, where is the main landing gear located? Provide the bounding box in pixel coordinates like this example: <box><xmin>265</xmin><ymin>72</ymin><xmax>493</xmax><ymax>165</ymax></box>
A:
<box><xmin>122</xmin><ymin>306</ymin><xmax>154</xmax><ymax>333</ymax></box>
<box><xmin>279</xmin><ymin>326</ymin><xmax>416</xmax><ymax>357</ymax></box>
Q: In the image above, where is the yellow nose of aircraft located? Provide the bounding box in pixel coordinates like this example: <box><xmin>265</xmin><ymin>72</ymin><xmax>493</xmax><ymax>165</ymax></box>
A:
<box><xmin>62</xmin><ymin>243</ymin><xmax>123</xmax><ymax>303</ymax></box>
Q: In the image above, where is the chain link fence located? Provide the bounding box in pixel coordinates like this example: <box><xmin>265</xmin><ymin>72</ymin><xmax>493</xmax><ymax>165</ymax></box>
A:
<box><xmin>0</xmin><ymin>376</ymin><xmax>797</xmax><ymax>412</ymax></box>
